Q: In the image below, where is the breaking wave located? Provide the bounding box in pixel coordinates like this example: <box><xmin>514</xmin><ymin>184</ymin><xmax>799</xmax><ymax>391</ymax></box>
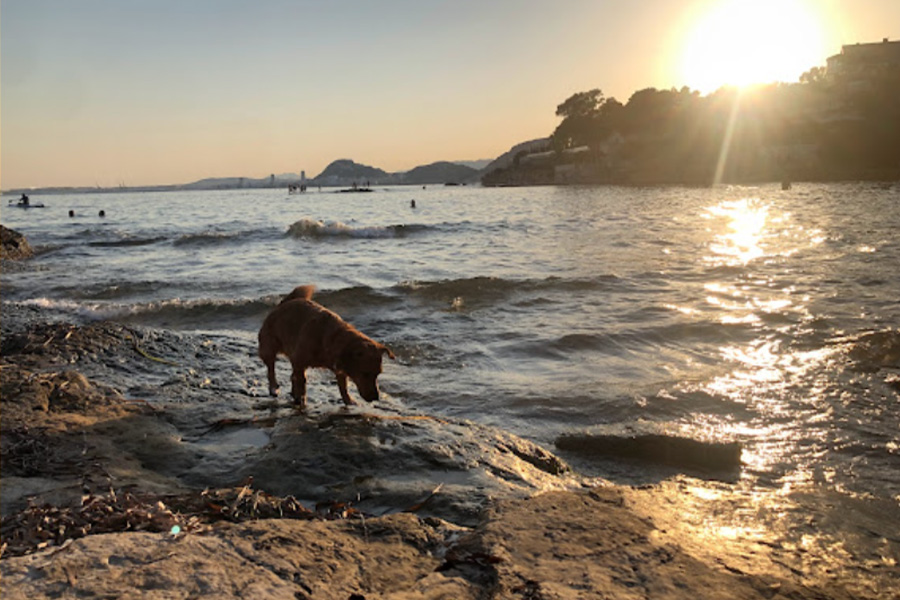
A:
<box><xmin>16</xmin><ymin>296</ymin><xmax>275</xmax><ymax>332</ymax></box>
<box><xmin>287</xmin><ymin>218</ymin><xmax>429</xmax><ymax>239</ymax></box>
<box><xmin>87</xmin><ymin>237</ymin><xmax>167</xmax><ymax>248</ymax></box>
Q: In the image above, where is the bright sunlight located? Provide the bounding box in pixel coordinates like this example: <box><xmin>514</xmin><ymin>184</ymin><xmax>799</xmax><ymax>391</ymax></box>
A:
<box><xmin>680</xmin><ymin>0</ymin><xmax>829</xmax><ymax>93</ymax></box>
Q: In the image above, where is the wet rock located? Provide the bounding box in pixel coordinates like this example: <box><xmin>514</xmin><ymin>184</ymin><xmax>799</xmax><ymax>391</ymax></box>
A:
<box><xmin>0</xmin><ymin>225</ymin><xmax>33</xmax><ymax>261</ymax></box>
<box><xmin>225</xmin><ymin>410</ymin><xmax>578</xmax><ymax>526</ymax></box>
<box><xmin>847</xmin><ymin>329</ymin><xmax>900</xmax><ymax>371</ymax></box>
<box><xmin>0</xmin><ymin>361</ymin><xmax>191</xmax><ymax>517</ymax></box>
<box><xmin>0</xmin><ymin>314</ymin><xmax>586</xmax><ymax>528</ymax></box>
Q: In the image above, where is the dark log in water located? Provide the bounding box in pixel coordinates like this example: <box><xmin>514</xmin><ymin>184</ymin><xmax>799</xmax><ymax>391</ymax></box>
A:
<box><xmin>555</xmin><ymin>433</ymin><xmax>742</xmax><ymax>473</ymax></box>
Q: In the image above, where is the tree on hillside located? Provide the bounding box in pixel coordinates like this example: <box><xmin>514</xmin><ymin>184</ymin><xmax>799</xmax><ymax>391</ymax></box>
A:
<box><xmin>800</xmin><ymin>66</ymin><xmax>826</xmax><ymax>85</ymax></box>
<box><xmin>555</xmin><ymin>89</ymin><xmax>604</xmax><ymax>119</ymax></box>
<box><xmin>552</xmin><ymin>89</ymin><xmax>612</xmax><ymax>150</ymax></box>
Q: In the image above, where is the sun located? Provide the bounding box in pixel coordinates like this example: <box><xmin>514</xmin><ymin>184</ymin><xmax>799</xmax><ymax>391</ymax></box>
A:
<box><xmin>680</xmin><ymin>0</ymin><xmax>829</xmax><ymax>93</ymax></box>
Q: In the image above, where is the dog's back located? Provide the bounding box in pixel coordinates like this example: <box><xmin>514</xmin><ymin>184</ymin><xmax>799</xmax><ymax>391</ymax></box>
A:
<box><xmin>259</xmin><ymin>286</ymin><xmax>320</xmax><ymax>361</ymax></box>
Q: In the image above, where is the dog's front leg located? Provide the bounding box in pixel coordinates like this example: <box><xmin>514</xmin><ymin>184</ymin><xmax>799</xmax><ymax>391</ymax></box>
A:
<box><xmin>335</xmin><ymin>373</ymin><xmax>356</xmax><ymax>406</ymax></box>
<box><xmin>290</xmin><ymin>367</ymin><xmax>308</xmax><ymax>408</ymax></box>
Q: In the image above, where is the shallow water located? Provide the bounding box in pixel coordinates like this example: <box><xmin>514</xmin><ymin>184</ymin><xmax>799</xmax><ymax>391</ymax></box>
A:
<box><xmin>3</xmin><ymin>182</ymin><xmax>899</xmax><ymax>587</ymax></box>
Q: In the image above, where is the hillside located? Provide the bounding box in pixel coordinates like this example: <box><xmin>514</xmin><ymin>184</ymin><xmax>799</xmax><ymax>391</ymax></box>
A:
<box><xmin>398</xmin><ymin>161</ymin><xmax>479</xmax><ymax>185</ymax></box>
<box><xmin>309</xmin><ymin>159</ymin><xmax>391</xmax><ymax>186</ymax></box>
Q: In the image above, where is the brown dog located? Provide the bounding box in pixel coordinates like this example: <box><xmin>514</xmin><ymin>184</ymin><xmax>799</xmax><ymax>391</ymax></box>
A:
<box><xmin>258</xmin><ymin>285</ymin><xmax>394</xmax><ymax>407</ymax></box>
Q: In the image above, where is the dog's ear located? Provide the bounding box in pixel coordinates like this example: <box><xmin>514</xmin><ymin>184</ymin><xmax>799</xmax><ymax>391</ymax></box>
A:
<box><xmin>379</xmin><ymin>344</ymin><xmax>396</xmax><ymax>360</ymax></box>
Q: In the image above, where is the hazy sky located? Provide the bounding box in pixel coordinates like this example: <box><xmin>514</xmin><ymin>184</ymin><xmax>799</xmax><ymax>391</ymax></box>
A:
<box><xmin>2</xmin><ymin>0</ymin><xmax>898</xmax><ymax>189</ymax></box>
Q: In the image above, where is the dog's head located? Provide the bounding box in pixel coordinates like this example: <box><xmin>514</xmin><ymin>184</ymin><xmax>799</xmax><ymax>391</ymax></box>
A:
<box><xmin>337</xmin><ymin>340</ymin><xmax>395</xmax><ymax>402</ymax></box>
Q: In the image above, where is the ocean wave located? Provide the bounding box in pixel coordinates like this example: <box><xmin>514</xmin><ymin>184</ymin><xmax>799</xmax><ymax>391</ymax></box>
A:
<box><xmin>15</xmin><ymin>297</ymin><xmax>123</xmax><ymax>323</ymax></box>
<box><xmin>394</xmin><ymin>275</ymin><xmax>624</xmax><ymax>306</ymax></box>
<box><xmin>173</xmin><ymin>231</ymin><xmax>244</xmax><ymax>247</ymax></box>
<box><xmin>120</xmin><ymin>297</ymin><xmax>276</xmax><ymax>330</ymax></box>
<box><xmin>286</xmin><ymin>218</ymin><xmax>429</xmax><ymax>239</ymax></box>
<box><xmin>87</xmin><ymin>237</ymin><xmax>167</xmax><ymax>248</ymax></box>
<box><xmin>15</xmin><ymin>296</ymin><xmax>274</xmax><ymax>331</ymax></box>
<box><xmin>77</xmin><ymin>280</ymin><xmax>169</xmax><ymax>301</ymax></box>
<box><xmin>498</xmin><ymin>319</ymin><xmax>751</xmax><ymax>362</ymax></box>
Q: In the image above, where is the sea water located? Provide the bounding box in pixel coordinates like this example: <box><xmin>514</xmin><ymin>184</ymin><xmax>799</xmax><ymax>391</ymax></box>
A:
<box><xmin>3</xmin><ymin>182</ymin><xmax>899</xmax><ymax>584</ymax></box>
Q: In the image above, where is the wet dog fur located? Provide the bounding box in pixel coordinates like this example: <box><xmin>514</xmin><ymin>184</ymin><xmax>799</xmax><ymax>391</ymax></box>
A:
<box><xmin>258</xmin><ymin>285</ymin><xmax>394</xmax><ymax>407</ymax></box>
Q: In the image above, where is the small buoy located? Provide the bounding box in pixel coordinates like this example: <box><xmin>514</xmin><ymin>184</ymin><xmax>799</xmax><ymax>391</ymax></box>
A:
<box><xmin>69</xmin><ymin>210</ymin><xmax>75</xmax><ymax>217</ymax></box>
<box><xmin>99</xmin><ymin>210</ymin><xmax>106</xmax><ymax>217</ymax></box>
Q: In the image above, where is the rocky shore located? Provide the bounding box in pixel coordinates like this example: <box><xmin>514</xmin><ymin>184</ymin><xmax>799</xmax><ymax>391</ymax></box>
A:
<box><xmin>0</xmin><ymin>227</ymin><xmax>878</xmax><ymax>599</ymax></box>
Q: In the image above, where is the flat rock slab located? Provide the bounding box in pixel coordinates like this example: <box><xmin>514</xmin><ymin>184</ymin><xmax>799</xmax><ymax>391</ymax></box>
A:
<box><xmin>0</xmin><ymin>316</ymin><xmax>582</xmax><ymax>528</ymax></box>
<box><xmin>1</xmin><ymin>488</ymin><xmax>847</xmax><ymax>600</ymax></box>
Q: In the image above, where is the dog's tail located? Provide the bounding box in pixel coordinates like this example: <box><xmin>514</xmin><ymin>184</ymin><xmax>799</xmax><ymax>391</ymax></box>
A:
<box><xmin>280</xmin><ymin>285</ymin><xmax>315</xmax><ymax>304</ymax></box>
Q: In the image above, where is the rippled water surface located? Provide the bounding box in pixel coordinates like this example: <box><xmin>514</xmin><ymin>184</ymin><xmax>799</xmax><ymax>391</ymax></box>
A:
<box><xmin>4</xmin><ymin>183</ymin><xmax>899</xmax><ymax>568</ymax></box>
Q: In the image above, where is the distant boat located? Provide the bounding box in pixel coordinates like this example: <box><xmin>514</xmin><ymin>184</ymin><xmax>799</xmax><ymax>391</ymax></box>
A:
<box><xmin>8</xmin><ymin>200</ymin><xmax>46</xmax><ymax>208</ymax></box>
<box><xmin>335</xmin><ymin>187</ymin><xmax>373</xmax><ymax>193</ymax></box>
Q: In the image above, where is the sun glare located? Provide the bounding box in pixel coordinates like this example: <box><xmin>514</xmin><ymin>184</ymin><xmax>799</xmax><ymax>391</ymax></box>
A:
<box><xmin>681</xmin><ymin>0</ymin><xmax>828</xmax><ymax>93</ymax></box>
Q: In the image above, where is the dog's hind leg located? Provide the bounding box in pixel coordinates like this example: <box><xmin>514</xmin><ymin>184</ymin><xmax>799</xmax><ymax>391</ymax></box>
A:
<box><xmin>260</xmin><ymin>349</ymin><xmax>279</xmax><ymax>397</ymax></box>
<box><xmin>290</xmin><ymin>364</ymin><xmax>308</xmax><ymax>408</ymax></box>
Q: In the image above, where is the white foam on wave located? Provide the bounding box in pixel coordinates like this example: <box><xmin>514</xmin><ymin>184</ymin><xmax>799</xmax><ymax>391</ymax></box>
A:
<box><xmin>18</xmin><ymin>297</ymin><xmax>127</xmax><ymax>322</ymax></box>
<box><xmin>287</xmin><ymin>218</ymin><xmax>397</xmax><ymax>239</ymax></box>
<box><xmin>16</xmin><ymin>295</ymin><xmax>270</xmax><ymax>330</ymax></box>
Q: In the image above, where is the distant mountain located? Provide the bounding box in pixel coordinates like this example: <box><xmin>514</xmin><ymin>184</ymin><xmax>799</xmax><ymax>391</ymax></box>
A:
<box><xmin>400</xmin><ymin>161</ymin><xmax>479</xmax><ymax>185</ymax></box>
<box><xmin>453</xmin><ymin>159</ymin><xmax>492</xmax><ymax>171</ymax></box>
<box><xmin>307</xmin><ymin>158</ymin><xmax>480</xmax><ymax>187</ymax></box>
<box><xmin>182</xmin><ymin>174</ymin><xmax>300</xmax><ymax>190</ymax></box>
<box><xmin>309</xmin><ymin>159</ymin><xmax>390</xmax><ymax>186</ymax></box>
<box><xmin>2</xmin><ymin>156</ymin><xmax>494</xmax><ymax>196</ymax></box>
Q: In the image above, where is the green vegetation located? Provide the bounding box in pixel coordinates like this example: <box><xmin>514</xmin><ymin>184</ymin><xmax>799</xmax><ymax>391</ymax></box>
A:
<box><xmin>483</xmin><ymin>66</ymin><xmax>900</xmax><ymax>186</ymax></box>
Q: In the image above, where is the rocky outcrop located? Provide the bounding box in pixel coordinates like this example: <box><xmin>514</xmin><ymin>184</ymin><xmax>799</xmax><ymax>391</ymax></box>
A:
<box><xmin>0</xmin><ymin>309</ymin><xmax>870</xmax><ymax>599</ymax></box>
<box><xmin>0</xmin><ymin>314</ymin><xmax>585</xmax><ymax>526</ymax></box>
<box><xmin>480</xmin><ymin>138</ymin><xmax>551</xmax><ymax>174</ymax></box>
<box><xmin>0</xmin><ymin>226</ymin><xmax>33</xmax><ymax>261</ymax></box>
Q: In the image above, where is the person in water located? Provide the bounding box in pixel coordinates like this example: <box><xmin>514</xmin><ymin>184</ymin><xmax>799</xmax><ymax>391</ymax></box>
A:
<box><xmin>18</xmin><ymin>194</ymin><xmax>29</xmax><ymax>207</ymax></box>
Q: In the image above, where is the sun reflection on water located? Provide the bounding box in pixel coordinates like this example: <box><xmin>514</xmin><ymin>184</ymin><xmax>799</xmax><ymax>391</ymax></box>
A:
<box><xmin>636</xmin><ymin>188</ymin><xmax>899</xmax><ymax>597</ymax></box>
<box><xmin>704</xmin><ymin>197</ymin><xmax>769</xmax><ymax>266</ymax></box>
<box><xmin>677</xmin><ymin>194</ymin><xmax>844</xmax><ymax>482</ymax></box>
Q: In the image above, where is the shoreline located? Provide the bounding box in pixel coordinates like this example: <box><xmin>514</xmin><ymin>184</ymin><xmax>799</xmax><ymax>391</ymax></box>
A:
<box><xmin>0</xmin><ymin>302</ymin><xmax>877</xmax><ymax>599</ymax></box>
<box><xmin>1</xmin><ymin>228</ymin><xmax>892</xmax><ymax>598</ymax></box>
<box><xmin>4</xmin><ymin>176</ymin><xmax>899</xmax><ymax>199</ymax></box>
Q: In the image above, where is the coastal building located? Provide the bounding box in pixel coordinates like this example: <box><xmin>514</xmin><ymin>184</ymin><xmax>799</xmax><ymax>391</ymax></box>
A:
<box><xmin>826</xmin><ymin>38</ymin><xmax>900</xmax><ymax>86</ymax></box>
